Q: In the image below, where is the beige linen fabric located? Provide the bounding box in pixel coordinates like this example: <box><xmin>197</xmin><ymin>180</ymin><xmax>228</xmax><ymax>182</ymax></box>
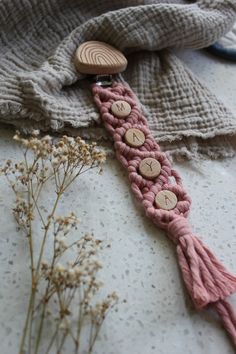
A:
<box><xmin>0</xmin><ymin>0</ymin><xmax>236</xmax><ymax>158</ymax></box>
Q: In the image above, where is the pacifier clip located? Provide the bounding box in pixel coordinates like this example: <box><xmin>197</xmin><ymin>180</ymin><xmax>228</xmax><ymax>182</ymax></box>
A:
<box><xmin>74</xmin><ymin>41</ymin><xmax>236</xmax><ymax>347</ymax></box>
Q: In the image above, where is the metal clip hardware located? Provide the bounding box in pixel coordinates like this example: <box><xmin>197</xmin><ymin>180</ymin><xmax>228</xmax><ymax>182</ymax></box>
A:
<box><xmin>94</xmin><ymin>75</ymin><xmax>113</xmax><ymax>87</ymax></box>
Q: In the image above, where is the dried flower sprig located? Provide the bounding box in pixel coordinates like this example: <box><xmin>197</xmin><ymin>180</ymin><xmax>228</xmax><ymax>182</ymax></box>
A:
<box><xmin>0</xmin><ymin>131</ymin><xmax>118</xmax><ymax>354</ymax></box>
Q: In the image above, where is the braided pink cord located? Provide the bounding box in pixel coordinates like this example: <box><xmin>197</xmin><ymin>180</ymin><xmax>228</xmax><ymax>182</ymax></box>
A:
<box><xmin>92</xmin><ymin>82</ymin><xmax>236</xmax><ymax>346</ymax></box>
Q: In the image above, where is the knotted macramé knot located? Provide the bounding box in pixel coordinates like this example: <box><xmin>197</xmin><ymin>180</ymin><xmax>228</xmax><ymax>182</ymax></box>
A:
<box><xmin>93</xmin><ymin>81</ymin><xmax>236</xmax><ymax>347</ymax></box>
<box><xmin>167</xmin><ymin>216</ymin><xmax>192</xmax><ymax>244</ymax></box>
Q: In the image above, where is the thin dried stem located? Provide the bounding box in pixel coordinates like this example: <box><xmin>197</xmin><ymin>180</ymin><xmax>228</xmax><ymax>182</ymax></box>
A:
<box><xmin>0</xmin><ymin>132</ymin><xmax>117</xmax><ymax>354</ymax></box>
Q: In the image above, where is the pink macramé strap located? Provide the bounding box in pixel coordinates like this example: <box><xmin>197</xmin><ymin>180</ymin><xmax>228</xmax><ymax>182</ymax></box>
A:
<box><xmin>92</xmin><ymin>81</ymin><xmax>236</xmax><ymax>347</ymax></box>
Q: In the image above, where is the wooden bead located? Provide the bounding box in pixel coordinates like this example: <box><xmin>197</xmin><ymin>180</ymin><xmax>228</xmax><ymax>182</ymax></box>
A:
<box><xmin>155</xmin><ymin>190</ymin><xmax>178</xmax><ymax>210</ymax></box>
<box><xmin>111</xmin><ymin>100</ymin><xmax>131</xmax><ymax>118</ymax></box>
<box><xmin>74</xmin><ymin>41</ymin><xmax>127</xmax><ymax>75</ymax></box>
<box><xmin>139</xmin><ymin>158</ymin><xmax>161</xmax><ymax>179</ymax></box>
<box><xmin>124</xmin><ymin>128</ymin><xmax>145</xmax><ymax>148</ymax></box>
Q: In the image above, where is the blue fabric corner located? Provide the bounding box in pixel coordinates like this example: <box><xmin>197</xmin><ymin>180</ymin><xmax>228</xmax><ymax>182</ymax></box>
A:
<box><xmin>207</xmin><ymin>42</ymin><xmax>236</xmax><ymax>62</ymax></box>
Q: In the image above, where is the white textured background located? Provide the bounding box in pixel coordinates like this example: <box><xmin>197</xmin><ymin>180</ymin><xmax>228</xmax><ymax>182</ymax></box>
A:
<box><xmin>0</xmin><ymin>48</ymin><xmax>236</xmax><ymax>354</ymax></box>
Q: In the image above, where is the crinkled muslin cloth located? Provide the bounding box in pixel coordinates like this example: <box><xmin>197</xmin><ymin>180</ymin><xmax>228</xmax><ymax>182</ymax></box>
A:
<box><xmin>0</xmin><ymin>0</ymin><xmax>236</xmax><ymax>159</ymax></box>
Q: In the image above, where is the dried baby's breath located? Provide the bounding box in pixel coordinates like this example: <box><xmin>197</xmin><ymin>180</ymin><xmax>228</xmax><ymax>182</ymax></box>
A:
<box><xmin>0</xmin><ymin>132</ymin><xmax>117</xmax><ymax>354</ymax></box>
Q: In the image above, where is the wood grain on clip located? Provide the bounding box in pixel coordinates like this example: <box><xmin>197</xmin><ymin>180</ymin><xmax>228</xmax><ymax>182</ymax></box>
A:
<box><xmin>74</xmin><ymin>41</ymin><xmax>127</xmax><ymax>75</ymax></box>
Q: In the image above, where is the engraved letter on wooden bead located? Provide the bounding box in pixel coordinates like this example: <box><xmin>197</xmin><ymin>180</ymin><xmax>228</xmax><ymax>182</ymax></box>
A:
<box><xmin>111</xmin><ymin>100</ymin><xmax>131</xmax><ymax>118</ymax></box>
<box><xmin>75</xmin><ymin>41</ymin><xmax>127</xmax><ymax>75</ymax></box>
<box><xmin>124</xmin><ymin>128</ymin><xmax>145</xmax><ymax>148</ymax></box>
<box><xmin>155</xmin><ymin>190</ymin><xmax>178</xmax><ymax>210</ymax></box>
<box><xmin>139</xmin><ymin>157</ymin><xmax>161</xmax><ymax>179</ymax></box>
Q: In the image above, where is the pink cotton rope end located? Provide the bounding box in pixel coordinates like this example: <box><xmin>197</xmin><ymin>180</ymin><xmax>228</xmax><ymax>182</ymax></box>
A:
<box><xmin>92</xmin><ymin>81</ymin><xmax>236</xmax><ymax>347</ymax></box>
<box><xmin>167</xmin><ymin>216</ymin><xmax>236</xmax><ymax>346</ymax></box>
<box><xmin>168</xmin><ymin>216</ymin><xmax>236</xmax><ymax>310</ymax></box>
<box><xmin>214</xmin><ymin>300</ymin><xmax>236</xmax><ymax>347</ymax></box>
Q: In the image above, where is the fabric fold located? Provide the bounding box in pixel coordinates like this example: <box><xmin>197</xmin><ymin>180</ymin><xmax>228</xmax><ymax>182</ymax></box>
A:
<box><xmin>0</xmin><ymin>0</ymin><xmax>236</xmax><ymax>159</ymax></box>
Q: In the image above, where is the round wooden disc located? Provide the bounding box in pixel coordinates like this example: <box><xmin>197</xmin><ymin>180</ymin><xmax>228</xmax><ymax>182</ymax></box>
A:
<box><xmin>124</xmin><ymin>128</ymin><xmax>145</xmax><ymax>148</ymax></box>
<box><xmin>139</xmin><ymin>158</ymin><xmax>161</xmax><ymax>179</ymax></box>
<box><xmin>111</xmin><ymin>100</ymin><xmax>131</xmax><ymax>118</ymax></box>
<box><xmin>155</xmin><ymin>190</ymin><xmax>178</xmax><ymax>211</ymax></box>
<box><xmin>74</xmin><ymin>41</ymin><xmax>127</xmax><ymax>75</ymax></box>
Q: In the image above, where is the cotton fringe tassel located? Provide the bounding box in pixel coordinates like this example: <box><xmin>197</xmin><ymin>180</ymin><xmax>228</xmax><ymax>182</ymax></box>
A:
<box><xmin>168</xmin><ymin>216</ymin><xmax>236</xmax><ymax>346</ymax></box>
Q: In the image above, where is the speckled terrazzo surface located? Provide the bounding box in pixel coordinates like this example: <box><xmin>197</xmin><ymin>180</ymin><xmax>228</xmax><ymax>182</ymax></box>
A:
<box><xmin>0</xmin><ymin>49</ymin><xmax>236</xmax><ymax>354</ymax></box>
